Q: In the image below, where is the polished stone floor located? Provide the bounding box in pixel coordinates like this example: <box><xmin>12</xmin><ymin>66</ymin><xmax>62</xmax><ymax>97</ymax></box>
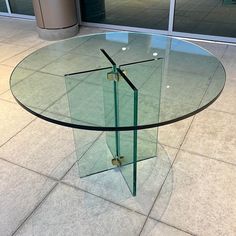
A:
<box><xmin>0</xmin><ymin>16</ymin><xmax>236</xmax><ymax>236</ymax></box>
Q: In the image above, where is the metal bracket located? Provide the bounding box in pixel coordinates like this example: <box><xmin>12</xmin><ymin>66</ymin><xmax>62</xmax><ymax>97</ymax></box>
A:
<box><xmin>111</xmin><ymin>156</ymin><xmax>124</xmax><ymax>166</ymax></box>
<box><xmin>107</xmin><ymin>71</ymin><xmax>119</xmax><ymax>81</ymax></box>
<box><xmin>107</xmin><ymin>70</ymin><xmax>127</xmax><ymax>82</ymax></box>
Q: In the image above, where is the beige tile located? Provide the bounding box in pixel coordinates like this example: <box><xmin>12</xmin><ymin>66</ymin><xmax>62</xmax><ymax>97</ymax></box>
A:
<box><xmin>0</xmin><ymin>67</ymin><xmax>35</xmax><ymax>98</ymax></box>
<box><xmin>15</xmin><ymin>184</ymin><xmax>146</xmax><ymax>236</ymax></box>
<box><xmin>16</xmin><ymin>48</ymin><xmax>66</xmax><ymax>71</ymax></box>
<box><xmin>1</xmin><ymin>41</ymin><xmax>53</xmax><ymax>67</ymax></box>
<box><xmin>0</xmin><ymin>64</ymin><xmax>14</xmax><ymax>79</ymax></box>
<box><xmin>0</xmin><ymin>17</ymin><xmax>36</xmax><ymax>37</ymax></box>
<box><xmin>151</xmin><ymin>151</ymin><xmax>236</xmax><ymax>236</ymax></box>
<box><xmin>221</xmin><ymin>45</ymin><xmax>236</xmax><ymax>81</ymax></box>
<box><xmin>0</xmin><ymin>65</ymin><xmax>14</xmax><ymax>94</ymax></box>
<box><xmin>0</xmin><ymin>43</ymin><xmax>28</xmax><ymax>62</ymax></box>
<box><xmin>0</xmin><ymin>118</ymin><xmax>101</xmax><ymax>179</ymax></box>
<box><xmin>159</xmin><ymin>117</ymin><xmax>193</xmax><ymax>149</ymax></box>
<box><xmin>0</xmin><ymin>159</ymin><xmax>55</xmax><ymax>236</ymax></box>
<box><xmin>0</xmin><ymin>100</ymin><xmax>35</xmax><ymax>146</ymax></box>
<box><xmin>210</xmin><ymin>79</ymin><xmax>236</xmax><ymax>114</ymax></box>
<box><xmin>0</xmin><ymin>24</ymin><xmax>24</xmax><ymax>40</ymax></box>
<box><xmin>1</xmin><ymin>30</ymin><xmax>44</xmax><ymax>47</ymax></box>
<box><xmin>182</xmin><ymin>109</ymin><xmax>236</xmax><ymax>165</ymax></box>
<box><xmin>141</xmin><ymin>219</ymin><xmax>192</xmax><ymax>236</ymax></box>
<box><xmin>0</xmin><ymin>90</ymin><xmax>17</xmax><ymax>103</ymax></box>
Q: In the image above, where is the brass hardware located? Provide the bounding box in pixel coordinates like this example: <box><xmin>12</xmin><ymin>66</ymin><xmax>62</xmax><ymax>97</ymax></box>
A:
<box><xmin>111</xmin><ymin>156</ymin><xmax>124</xmax><ymax>166</ymax></box>
<box><xmin>107</xmin><ymin>70</ymin><xmax>127</xmax><ymax>82</ymax></box>
<box><xmin>107</xmin><ymin>71</ymin><xmax>119</xmax><ymax>81</ymax></box>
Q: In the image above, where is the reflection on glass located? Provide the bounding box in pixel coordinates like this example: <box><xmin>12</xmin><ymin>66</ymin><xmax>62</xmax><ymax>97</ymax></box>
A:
<box><xmin>80</xmin><ymin>0</ymin><xmax>170</xmax><ymax>30</ymax></box>
<box><xmin>0</xmin><ymin>0</ymin><xmax>7</xmax><ymax>12</ymax></box>
<box><xmin>9</xmin><ymin>0</ymin><xmax>34</xmax><ymax>15</ymax></box>
<box><xmin>174</xmin><ymin>0</ymin><xmax>236</xmax><ymax>38</ymax></box>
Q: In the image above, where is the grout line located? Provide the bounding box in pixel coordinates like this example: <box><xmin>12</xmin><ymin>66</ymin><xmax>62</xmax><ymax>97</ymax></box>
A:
<box><xmin>0</xmin><ymin>96</ymin><xmax>16</xmax><ymax>104</ymax></box>
<box><xmin>0</xmin><ymin>157</ymin><xmax>59</xmax><ymax>182</ymax></box>
<box><xmin>148</xmin><ymin>217</ymin><xmax>197</xmax><ymax>236</ymax></box>
<box><xmin>138</xmin><ymin>115</ymin><xmax>196</xmax><ymax>235</ymax></box>
<box><xmin>59</xmin><ymin>180</ymin><xmax>147</xmax><ymax>217</ymax></box>
<box><xmin>209</xmin><ymin>107</ymin><xmax>236</xmax><ymax>116</ymax></box>
<box><xmin>0</xmin><ymin>132</ymin><xmax>103</xmax><ymax>184</ymax></box>
<box><xmin>58</xmin><ymin>132</ymin><xmax>104</xmax><ymax>181</ymax></box>
<box><xmin>11</xmin><ymin>183</ymin><xmax>59</xmax><ymax>236</ymax></box>
<box><xmin>160</xmin><ymin>141</ymin><xmax>236</xmax><ymax>170</ymax></box>
<box><xmin>180</xmin><ymin>148</ymin><xmax>236</xmax><ymax>169</ymax></box>
<box><xmin>0</xmin><ymin>41</ymin><xmax>48</xmax><ymax>64</ymax></box>
<box><xmin>0</xmin><ymin>116</ymin><xmax>38</xmax><ymax>149</ymax></box>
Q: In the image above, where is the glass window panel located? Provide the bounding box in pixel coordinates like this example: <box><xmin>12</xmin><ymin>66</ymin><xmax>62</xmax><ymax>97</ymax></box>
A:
<box><xmin>80</xmin><ymin>0</ymin><xmax>170</xmax><ymax>30</ymax></box>
<box><xmin>9</xmin><ymin>0</ymin><xmax>34</xmax><ymax>15</ymax></box>
<box><xmin>0</xmin><ymin>0</ymin><xmax>7</xmax><ymax>12</ymax></box>
<box><xmin>174</xmin><ymin>0</ymin><xmax>236</xmax><ymax>38</ymax></box>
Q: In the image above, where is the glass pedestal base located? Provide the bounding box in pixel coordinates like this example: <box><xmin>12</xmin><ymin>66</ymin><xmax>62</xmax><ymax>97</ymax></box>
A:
<box><xmin>74</xmin><ymin>128</ymin><xmax>158</xmax><ymax>196</ymax></box>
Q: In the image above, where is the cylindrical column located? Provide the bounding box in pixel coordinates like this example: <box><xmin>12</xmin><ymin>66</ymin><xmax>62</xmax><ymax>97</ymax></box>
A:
<box><xmin>32</xmin><ymin>0</ymin><xmax>79</xmax><ymax>40</ymax></box>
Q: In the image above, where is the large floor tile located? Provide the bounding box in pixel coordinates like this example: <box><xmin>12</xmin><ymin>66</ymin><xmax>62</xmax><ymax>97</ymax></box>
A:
<box><xmin>0</xmin><ymin>90</ymin><xmax>17</xmax><ymax>103</ymax></box>
<box><xmin>15</xmin><ymin>183</ymin><xmax>146</xmax><ymax>236</ymax></box>
<box><xmin>0</xmin><ymin>159</ymin><xmax>55</xmax><ymax>236</ymax></box>
<box><xmin>210</xmin><ymin>78</ymin><xmax>236</xmax><ymax>114</ymax></box>
<box><xmin>0</xmin><ymin>17</ymin><xmax>36</xmax><ymax>39</ymax></box>
<box><xmin>1</xmin><ymin>41</ymin><xmax>52</xmax><ymax>67</ymax></box>
<box><xmin>1</xmin><ymin>30</ymin><xmax>44</xmax><ymax>47</ymax></box>
<box><xmin>0</xmin><ymin>100</ymin><xmax>35</xmax><ymax>146</ymax></box>
<box><xmin>221</xmin><ymin>45</ymin><xmax>236</xmax><ymax>81</ymax></box>
<box><xmin>0</xmin><ymin>43</ymin><xmax>28</xmax><ymax>62</ymax></box>
<box><xmin>0</xmin><ymin>23</ymin><xmax>25</xmax><ymax>40</ymax></box>
<box><xmin>63</xmin><ymin>142</ymin><xmax>177</xmax><ymax>215</ymax></box>
<box><xmin>159</xmin><ymin>117</ymin><xmax>193</xmax><ymax>149</ymax></box>
<box><xmin>182</xmin><ymin>109</ymin><xmax>236</xmax><ymax>165</ymax></box>
<box><xmin>141</xmin><ymin>218</ymin><xmax>192</xmax><ymax>236</ymax></box>
<box><xmin>151</xmin><ymin>151</ymin><xmax>236</xmax><ymax>236</ymax></box>
<box><xmin>0</xmin><ymin>118</ymin><xmax>101</xmax><ymax>179</ymax></box>
<box><xmin>0</xmin><ymin>64</ymin><xmax>14</xmax><ymax>94</ymax></box>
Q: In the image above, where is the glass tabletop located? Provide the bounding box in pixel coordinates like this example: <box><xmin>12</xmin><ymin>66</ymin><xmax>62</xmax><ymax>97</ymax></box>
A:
<box><xmin>10</xmin><ymin>32</ymin><xmax>226</xmax><ymax>131</ymax></box>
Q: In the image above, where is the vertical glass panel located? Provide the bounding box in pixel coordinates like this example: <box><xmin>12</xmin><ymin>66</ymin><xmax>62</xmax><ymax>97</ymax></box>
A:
<box><xmin>120</xmin><ymin>59</ymin><xmax>163</xmax><ymax>135</ymax></box>
<box><xmin>120</xmin><ymin>59</ymin><xmax>163</xmax><ymax>167</ymax></box>
<box><xmin>0</xmin><ymin>0</ymin><xmax>7</xmax><ymax>12</ymax></box>
<box><xmin>97</xmin><ymin>67</ymin><xmax>139</xmax><ymax>195</ymax></box>
<box><xmin>9</xmin><ymin>0</ymin><xmax>34</xmax><ymax>15</ymax></box>
<box><xmin>103</xmin><ymin>78</ymin><xmax>116</xmax><ymax>158</ymax></box>
<box><xmin>116</xmin><ymin>70</ymin><xmax>138</xmax><ymax>196</ymax></box>
<box><xmin>65</xmin><ymin>68</ymin><xmax>118</xmax><ymax>178</ymax></box>
<box><xmin>174</xmin><ymin>0</ymin><xmax>236</xmax><ymax>38</ymax></box>
<box><xmin>80</xmin><ymin>0</ymin><xmax>170</xmax><ymax>30</ymax></box>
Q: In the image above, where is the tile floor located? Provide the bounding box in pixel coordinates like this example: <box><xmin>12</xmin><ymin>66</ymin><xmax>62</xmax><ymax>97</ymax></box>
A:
<box><xmin>0</xmin><ymin>16</ymin><xmax>236</xmax><ymax>236</ymax></box>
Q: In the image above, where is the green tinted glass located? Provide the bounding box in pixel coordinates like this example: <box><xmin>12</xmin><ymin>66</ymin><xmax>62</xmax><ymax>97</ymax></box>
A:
<box><xmin>66</xmin><ymin>67</ymin><xmax>139</xmax><ymax>195</ymax></box>
<box><xmin>11</xmin><ymin>32</ymin><xmax>226</xmax><ymax>131</ymax></box>
<box><xmin>115</xmin><ymin>70</ymin><xmax>138</xmax><ymax>196</ymax></box>
<box><xmin>10</xmin><ymin>32</ymin><xmax>226</xmax><ymax>196</ymax></box>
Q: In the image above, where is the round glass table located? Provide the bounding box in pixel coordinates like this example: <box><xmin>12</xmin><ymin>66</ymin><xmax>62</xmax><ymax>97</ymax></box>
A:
<box><xmin>10</xmin><ymin>32</ymin><xmax>226</xmax><ymax>196</ymax></box>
